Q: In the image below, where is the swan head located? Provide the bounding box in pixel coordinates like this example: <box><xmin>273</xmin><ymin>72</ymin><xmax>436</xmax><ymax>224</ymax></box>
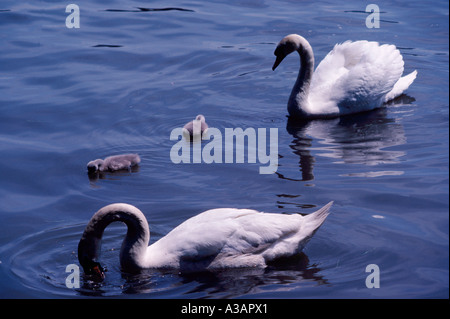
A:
<box><xmin>272</xmin><ymin>34</ymin><xmax>307</xmax><ymax>70</ymax></box>
<box><xmin>80</xmin><ymin>258</ymin><xmax>106</xmax><ymax>280</ymax></box>
<box><xmin>87</xmin><ymin>159</ymin><xmax>104</xmax><ymax>173</ymax></box>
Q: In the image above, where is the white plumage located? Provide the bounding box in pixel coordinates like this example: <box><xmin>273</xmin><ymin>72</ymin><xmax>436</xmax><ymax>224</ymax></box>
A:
<box><xmin>78</xmin><ymin>202</ymin><xmax>333</xmax><ymax>276</ymax></box>
<box><xmin>273</xmin><ymin>34</ymin><xmax>417</xmax><ymax>119</ymax></box>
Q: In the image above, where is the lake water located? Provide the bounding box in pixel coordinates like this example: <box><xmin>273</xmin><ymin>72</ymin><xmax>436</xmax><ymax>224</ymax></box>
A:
<box><xmin>0</xmin><ymin>0</ymin><xmax>448</xmax><ymax>299</ymax></box>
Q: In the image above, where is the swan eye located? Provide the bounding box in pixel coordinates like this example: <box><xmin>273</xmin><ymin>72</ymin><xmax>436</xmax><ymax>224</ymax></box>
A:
<box><xmin>286</xmin><ymin>42</ymin><xmax>298</xmax><ymax>54</ymax></box>
<box><xmin>275</xmin><ymin>42</ymin><xmax>297</xmax><ymax>57</ymax></box>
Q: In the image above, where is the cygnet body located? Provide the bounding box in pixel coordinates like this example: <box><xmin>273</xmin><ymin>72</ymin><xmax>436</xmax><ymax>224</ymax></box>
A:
<box><xmin>183</xmin><ymin>114</ymin><xmax>208</xmax><ymax>138</ymax></box>
<box><xmin>87</xmin><ymin>154</ymin><xmax>141</xmax><ymax>173</ymax></box>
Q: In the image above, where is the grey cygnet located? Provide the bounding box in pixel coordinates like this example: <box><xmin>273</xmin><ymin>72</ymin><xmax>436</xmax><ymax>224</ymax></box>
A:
<box><xmin>87</xmin><ymin>154</ymin><xmax>141</xmax><ymax>173</ymax></box>
<box><xmin>183</xmin><ymin>114</ymin><xmax>208</xmax><ymax>137</ymax></box>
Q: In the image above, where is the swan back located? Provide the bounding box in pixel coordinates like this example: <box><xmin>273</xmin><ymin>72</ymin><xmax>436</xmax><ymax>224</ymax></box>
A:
<box><xmin>144</xmin><ymin>202</ymin><xmax>333</xmax><ymax>270</ymax></box>
<box><xmin>309</xmin><ymin>40</ymin><xmax>405</xmax><ymax>115</ymax></box>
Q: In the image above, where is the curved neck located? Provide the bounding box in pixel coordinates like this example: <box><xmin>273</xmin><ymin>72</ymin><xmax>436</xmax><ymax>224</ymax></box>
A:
<box><xmin>78</xmin><ymin>203</ymin><xmax>150</xmax><ymax>272</ymax></box>
<box><xmin>289</xmin><ymin>41</ymin><xmax>315</xmax><ymax>116</ymax></box>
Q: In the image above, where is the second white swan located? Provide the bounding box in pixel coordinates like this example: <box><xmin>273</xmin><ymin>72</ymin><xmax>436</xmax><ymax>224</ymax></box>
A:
<box><xmin>272</xmin><ymin>34</ymin><xmax>417</xmax><ymax>119</ymax></box>
<box><xmin>78</xmin><ymin>202</ymin><xmax>333</xmax><ymax>276</ymax></box>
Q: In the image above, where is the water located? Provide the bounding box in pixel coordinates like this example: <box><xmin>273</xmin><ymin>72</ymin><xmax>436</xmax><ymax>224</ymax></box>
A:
<box><xmin>0</xmin><ymin>0</ymin><xmax>448</xmax><ymax>299</ymax></box>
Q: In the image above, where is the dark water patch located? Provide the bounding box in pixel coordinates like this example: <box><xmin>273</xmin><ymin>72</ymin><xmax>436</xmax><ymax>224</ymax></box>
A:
<box><xmin>92</xmin><ymin>44</ymin><xmax>123</xmax><ymax>48</ymax></box>
<box><xmin>105</xmin><ymin>7</ymin><xmax>194</xmax><ymax>13</ymax></box>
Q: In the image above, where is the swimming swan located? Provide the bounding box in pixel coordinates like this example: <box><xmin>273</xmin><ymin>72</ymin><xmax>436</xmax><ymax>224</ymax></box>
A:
<box><xmin>78</xmin><ymin>202</ymin><xmax>333</xmax><ymax>276</ymax></box>
<box><xmin>272</xmin><ymin>34</ymin><xmax>417</xmax><ymax>119</ymax></box>
<box><xmin>87</xmin><ymin>154</ymin><xmax>141</xmax><ymax>173</ymax></box>
<box><xmin>183</xmin><ymin>114</ymin><xmax>208</xmax><ymax>138</ymax></box>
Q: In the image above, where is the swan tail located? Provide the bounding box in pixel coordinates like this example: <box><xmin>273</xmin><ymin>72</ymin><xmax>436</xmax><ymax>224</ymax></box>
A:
<box><xmin>384</xmin><ymin>70</ymin><xmax>418</xmax><ymax>102</ymax></box>
<box><xmin>302</xmin><ymin>201</ymin><xmax>333</xmax><ymax>234</ymax></box>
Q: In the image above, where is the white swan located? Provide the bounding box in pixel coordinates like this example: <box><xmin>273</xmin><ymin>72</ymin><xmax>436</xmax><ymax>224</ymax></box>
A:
<box><xmin>272</xmin><ymin>34</ymin><xmax>417</xmax><ymax>119</ymax></box>
<box><xmin>78</xmin><ymin>202</ymin><xmax>333</xmax><ymax>276</ymax></box>
<box><xmin>87</xmin><ymin>154</ymin><xmax>141</xmax><ymax>173</ymax></box>
<box><xmin>183</xmin><ymin>114</ymin><xmax>208</xmax><ymax>138</ymax></box>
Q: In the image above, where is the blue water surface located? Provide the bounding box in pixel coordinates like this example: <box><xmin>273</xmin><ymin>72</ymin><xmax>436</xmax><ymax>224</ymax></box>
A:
<box><xmin>0</xmin><ymin>0</ymin><xmax>448</xmax><ymax>298</ymax></box>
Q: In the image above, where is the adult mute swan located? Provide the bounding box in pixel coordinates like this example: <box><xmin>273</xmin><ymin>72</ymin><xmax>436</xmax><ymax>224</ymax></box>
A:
<box><xmin>87</xmin><ymin>154</ymin><xmax>141</xmax><ymax>173</ymax></box>
<box><xmin>183</xmin><ymin>114</ymin><xmax>208</xmax><ymax>138</ymax></box>
<box><xmin>78</xmin><ymin>202</ymin><xmax>333</xmax><ymax>277</ymax></box>
<box><xmin>272</xmin><ymin>34</ymin><xmax>417</xmax><ymax>119</ymax></box>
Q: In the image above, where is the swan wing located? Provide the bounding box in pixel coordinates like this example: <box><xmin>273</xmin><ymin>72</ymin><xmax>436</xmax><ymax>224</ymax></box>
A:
<box><xmin>310</xmin><ymin>41</ymin><xmax>405</xmax><ymax>114</ymax></box>
<box><xmin>146</xmin><ymin>204</ymin><xmax>332</xmax><ymax>270</ymax></box>
<box><xmin>147</xmin><ymin>208</ymin><xmax>312</xmax><ymax>269</ymax></box>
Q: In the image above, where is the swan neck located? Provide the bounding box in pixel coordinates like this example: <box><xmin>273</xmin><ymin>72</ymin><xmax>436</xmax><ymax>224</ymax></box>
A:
<box><xmin>289</xmin><ymin>42</ymin><xmax>315</xmax><ymax>116</ymax></box>
<box><xmin>78</xmin><ymin>204</ymin><xmax>150</xmax><ymax>272</ymax></box>
<box><xmin>299</xmin><ymin>46</ymin><xmax>314</xmax><ymax>86</ymax></box>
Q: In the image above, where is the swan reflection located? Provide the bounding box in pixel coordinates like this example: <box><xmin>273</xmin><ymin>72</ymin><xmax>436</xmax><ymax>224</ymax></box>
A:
<box><xmin>178</xmin><ymin>253</ymin><xmax>328</xmax><ymax>297</ymax></box>
<box><xmin>78</xmin><ymin>252</ymin><xmax>328</xmax><ymax>297</ymax></box>
<box><xmin>284</xmin><ymin>103</ymin><xmax>411</xmax><ymax>181</ymax></box>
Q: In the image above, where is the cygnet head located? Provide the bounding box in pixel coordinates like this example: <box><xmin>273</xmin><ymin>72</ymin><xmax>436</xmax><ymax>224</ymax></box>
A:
<box><xmin>272</xmin><ymin>34</ymin><xmax>307</xmax><ymax>70</ymax></box>
<box><xmin>87</xmin><ymin>159</ymin><xmax>104</xmax><ymax>173</ymax></box>
<box><xmin>195</xmin><ymin>114</ymin><xmax>206</xmax><ymax>122</ymax></box>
